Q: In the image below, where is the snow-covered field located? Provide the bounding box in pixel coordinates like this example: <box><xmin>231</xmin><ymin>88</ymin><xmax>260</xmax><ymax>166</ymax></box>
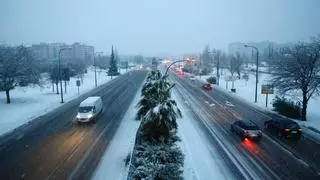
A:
<box><xmin>0</xmin><ymin>67</ymin><xmax>129</xmax><ymax>136</ymax></box>
<box><xmin>92</xmin><ymin>87</ymin><xmax>141</xmax><ymax>180</ymax></box>
<box><xmin>193</xmin><ymin>69</ymin><xmax>320</xmax><ymax>132</ymax></box>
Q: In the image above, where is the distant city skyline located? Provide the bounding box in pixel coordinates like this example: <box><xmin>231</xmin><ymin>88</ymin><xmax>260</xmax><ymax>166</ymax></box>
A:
<box><xmin>1</xmin><ymin>0</ymin><xmax>320</xmax><ymax>56</ymax></box>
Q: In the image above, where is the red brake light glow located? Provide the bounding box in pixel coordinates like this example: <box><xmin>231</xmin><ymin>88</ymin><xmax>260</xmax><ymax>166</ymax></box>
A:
<box><xmin>284</xmin><ymin>128</ymin><xmax>290</xmax><ymax>132</ymax></box>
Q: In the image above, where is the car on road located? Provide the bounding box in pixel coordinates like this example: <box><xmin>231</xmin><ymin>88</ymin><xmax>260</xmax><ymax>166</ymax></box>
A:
<box><xmin>231</xmin><ymin>120</ymin><xmax>262</xmax><ymax>141</ymax></box>
<box><xmin>189</xmin><ymin>75</ymin><xmax>196</xmax><ymax>81</ymax></box>
<box><xmin>202</xmin><ymin>83</ymin><xmax>212</xmax><ymax>91</ymax></box>
<box><xmin>264</xmin><ymin>119</ymin><xmax>302</xmax><ymax>139</ymax></box>
<box><xmin>75</xmin><ymin>96</ymin><xmax>103</xmax><ymax>124</ymax></box>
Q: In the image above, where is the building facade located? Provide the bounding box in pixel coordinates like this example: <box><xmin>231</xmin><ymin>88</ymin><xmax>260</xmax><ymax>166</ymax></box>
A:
<box><xmin>29</xmin><ymin>42</ymin><xmax>94</xmax><ymax>65</ymax></box>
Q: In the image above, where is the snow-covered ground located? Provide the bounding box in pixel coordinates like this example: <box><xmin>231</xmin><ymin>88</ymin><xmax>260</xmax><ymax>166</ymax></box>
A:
<box><xmin>172</xmin><ymin>90</ymin><xmax>234</xmax><ymax>180</ymax></box>
<box><xmin>192</xmin><ymin>69</ymin><xmax>320</xmax><ymax>132</ymax></box>
<box><xmin>92</xmin><ymin>87</ymin><xmax>141</xmax><ymax>180</ymax></box>
<box><xmin>0</xmin><ymin>67</ymin><xmax>129</xmax><ymax>136</ymax></box>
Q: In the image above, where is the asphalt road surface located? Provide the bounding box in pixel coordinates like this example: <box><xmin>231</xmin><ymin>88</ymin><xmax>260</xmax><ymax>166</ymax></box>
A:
<box><xmin>170</xmin><ymin>72</ymin><xmax>320</xmax><ymax>180</ymax></box>
<box><xmin>0</xmin><ymin>70</ymin><xmax>146</xmax><ymax>180</ymax></box>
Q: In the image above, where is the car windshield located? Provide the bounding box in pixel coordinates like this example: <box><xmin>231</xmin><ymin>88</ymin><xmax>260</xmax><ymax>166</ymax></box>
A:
<box><xmin>78</xmin><ymin>106</ymin><xmax>93</xmax><ymax>113</ymax></box>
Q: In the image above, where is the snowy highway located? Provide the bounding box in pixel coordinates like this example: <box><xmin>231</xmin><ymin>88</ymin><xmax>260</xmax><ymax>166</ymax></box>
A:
<box><xmin>169</xmin><ymin>72</ymin><xmax>320</xmax><ymax>180</ymax></box>
<box><xmin>0</xmin><ymin>71</ymin><xmax>147</xmax><ymax>180</ymax></box>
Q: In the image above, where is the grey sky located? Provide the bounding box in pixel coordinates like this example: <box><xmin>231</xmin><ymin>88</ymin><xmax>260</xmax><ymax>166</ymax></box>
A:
<box><xmin>1</xmin><ymin>0</ymin><xmax>320</xmax><ymax>56</ymax></box>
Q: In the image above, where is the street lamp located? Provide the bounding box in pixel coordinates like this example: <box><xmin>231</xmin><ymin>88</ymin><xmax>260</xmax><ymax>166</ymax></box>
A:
<box><xmin>164</xmin><ymin>59</ymin><xmax>196</xmax><ymax>76</ymax></box>
<box><xmin>244</xmin><ymin>44</ymin><xmax>259</xmax><ymax>103</ymax></box>
<box><xmin>58</xmin><ymin>47</ymin><xmax>72</xmax><ymax>103</ymax></box>
<box><xmin>94</xmin><ymin>52</ymin><xmax>103</xmax><ymax>88</ymax></box>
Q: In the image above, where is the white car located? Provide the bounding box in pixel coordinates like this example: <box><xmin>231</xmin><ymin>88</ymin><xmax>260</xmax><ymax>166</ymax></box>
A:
<box><xmin>189</xmin><ymin>75</ymin><xmax>196</xmax><ymax>81</ymax></box>
<box><xmin>75</xmin><ymin>96</ymin><xmax>103</xmax><ymax>123</ymax></box>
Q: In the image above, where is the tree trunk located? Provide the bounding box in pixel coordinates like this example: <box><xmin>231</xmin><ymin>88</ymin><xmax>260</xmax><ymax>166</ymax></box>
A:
<box><xmin>5</xmin><ymin>90</ymin><xmax>11</xmax><ymax>104</ymax></box>
<box><xmin>56</xmin><ymin>83</ymin><xmax>59</xmax><ymax>94</ymax></box>
<box><xmin>64</xmin><ymin>80</ymin><xmax>67</xmax><ymax>94</ymax></box>
<box><xmin>301</xmin><ymin>91</ymin><xmax>308</xmax><ymax>121</ymax></box>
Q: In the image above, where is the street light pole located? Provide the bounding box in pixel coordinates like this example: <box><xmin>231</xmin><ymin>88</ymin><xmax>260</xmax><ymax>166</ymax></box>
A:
<box><xmin>164</xmin><ymin>59</ymin><xmax>195</xmax><ymax>76</ymax></box>
<box><xmin>244</xmin><ymin>44</ymin><xmax>259</xmax><ymax>103</ymax></box>
<box><xmin>58</xmin><ymin>47</ymin><xmax>72</xmax><ymax>103</ymax></box>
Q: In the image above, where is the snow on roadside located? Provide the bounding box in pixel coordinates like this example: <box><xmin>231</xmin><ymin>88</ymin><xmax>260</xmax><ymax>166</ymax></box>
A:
<box><xmin>172</xmin><ymin>90</ymin><xmax>234</xmax><ymax>180</ymax></box>
<box><xmin>0</xmin><ymin>68</ymin><xmax>129</xmax><ymax>136</ymax></box>
<box><xmin>91</xmin><ymin>88</ymin><xmax>141</xmax><ymax>180</ymax></box>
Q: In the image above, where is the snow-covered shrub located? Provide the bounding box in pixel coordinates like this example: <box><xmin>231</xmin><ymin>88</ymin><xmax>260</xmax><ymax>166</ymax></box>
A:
<box><xmin>129</xmin><ymin>69</ymin><xmax>184</xmax><ymax>180</ymax></box>
<box><xmin>132</xmin><ymin>139</ymin><xmax>184</xmax><ymax>180</ymax></box>
<box><xmin>272</xmin><ymin>96</ymin><xmax>301</xmax><ymax>119</ymax></box>
<box><xmin>206</xmin><ymin>76</ymin><xmax>217</xmax><ymax>84</ymax></box>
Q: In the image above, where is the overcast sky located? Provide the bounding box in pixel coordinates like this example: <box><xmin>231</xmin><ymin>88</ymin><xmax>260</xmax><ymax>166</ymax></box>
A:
<box><xmin>1</xmin><ymin>0</ymin><xmax>320</xmax><ymax>56</ymax></box>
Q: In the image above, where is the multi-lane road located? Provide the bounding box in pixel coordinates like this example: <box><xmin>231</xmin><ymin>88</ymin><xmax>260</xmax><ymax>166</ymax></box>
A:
<box><xmin>0</xmin><ymin>71</ymin><xmax>147</xmax><ymax>180</ymax></box>
<box><xmin>1</xmin><ymin>68</ymin><xmax>320</xmax><ymax>180</ymax></box>
<box><xmin>170</xmin><ymin>71</ymin><xmax>320</xmax><ymax>180</ymax></box>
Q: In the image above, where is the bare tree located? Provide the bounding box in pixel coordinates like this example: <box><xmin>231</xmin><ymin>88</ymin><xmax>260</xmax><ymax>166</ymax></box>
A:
<box><xmin>271</xmin><ymin>38</ymin><xmax>320</xmax><ymax>121</ymax></box>
<box><xmin>0</xmin><ymin>46</ymin><xmax>40</xmax><ymax>104</ymax></box>
<box><xmin>228</xmin><ymin>54</ymin><xmax>237</xmax><ymax>76</ymax></box>
<box><xmin>242</xmin><ymin>52</ymin><xmax>249</xmax><ymax>68</ymax></box>
<box><xmin>212</xmin><ymin>49</ymin><xmax>222</xmax><ymax>85</ymax></box>
<box><xmin>49</xmin><ymin>65</ymin><xmax>60</xmax><ymax>94</ymax></box>
<box><xmin>235</xmin><ymin>52</ymin><xmax>243</xmax><ymax>79</ymax></box>
<box><xmin>200</xmin><ymin>45</ymin><xmax>212</xmax><ymax>75</ymax></box>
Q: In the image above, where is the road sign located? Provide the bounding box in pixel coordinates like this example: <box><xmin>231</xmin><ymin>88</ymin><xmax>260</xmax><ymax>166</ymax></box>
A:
<box><xmin>76</xmin><ymin>80</ymin><xmax>80</xmax><ymax>87</ymax></box>
<box><xmin>261</xmin><ymin>84</ymin><xmax>273</xmax><ymax>94</ymax></box>
<box><xmin>261</xmin><ymin>84</ymin><xmax>274</xmax><ymax>107</ymax></box>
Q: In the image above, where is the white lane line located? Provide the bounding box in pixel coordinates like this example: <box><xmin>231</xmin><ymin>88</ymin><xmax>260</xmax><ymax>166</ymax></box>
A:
<box><xmin>225</xmin><ymin>101</ymin><xmax>234</xmax><ymax>107</ymax></box>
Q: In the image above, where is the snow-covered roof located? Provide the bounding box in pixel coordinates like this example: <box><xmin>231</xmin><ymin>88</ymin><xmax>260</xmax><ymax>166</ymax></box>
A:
<box><xmin>80</xmin><ymin>96</ymin><xmax>101</xmax><ymax>106</ymax></box>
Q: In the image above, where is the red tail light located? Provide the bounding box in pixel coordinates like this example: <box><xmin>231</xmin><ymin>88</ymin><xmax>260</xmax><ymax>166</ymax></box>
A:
<box><xmin>284</xmin><ymin>128</ymin><xmax>290</xmax><ymax>132</ymax></box>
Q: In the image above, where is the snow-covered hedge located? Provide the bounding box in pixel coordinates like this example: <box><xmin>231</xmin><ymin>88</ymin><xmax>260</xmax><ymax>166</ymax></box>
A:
<box><xmin>129</xmin><ymin>131</ymin><xmax>184</xmax><ymax>180</ymax></box>
<box><xmin>128</xmin><ymin>69</ymin><xmax>184</xmax><ymax>180</ymax></box>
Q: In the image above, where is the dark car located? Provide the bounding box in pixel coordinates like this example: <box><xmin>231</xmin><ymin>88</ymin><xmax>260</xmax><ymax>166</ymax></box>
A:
<box><xmin>264</xmin><ymin>119</ymin><xmax>302</xmax><ymax>139</ymax></box>
<box><xmin>231</xmin><ymin>120</ymin><xmax>262</xmax><ymax>141</ymax></box>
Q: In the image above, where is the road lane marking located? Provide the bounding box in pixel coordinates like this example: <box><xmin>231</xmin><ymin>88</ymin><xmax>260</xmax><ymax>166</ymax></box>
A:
<box><xmin>225</xmin><ymin>101</ymin><xmax>234</xmax><ymax>107</ymax></box>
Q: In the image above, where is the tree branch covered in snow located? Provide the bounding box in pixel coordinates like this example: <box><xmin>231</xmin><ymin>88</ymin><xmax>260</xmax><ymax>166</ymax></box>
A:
<box><xmin>0</xmin><ymin>46</ymin><xmax>41</xmax><ymax>103</ymax></box>
<box><xmin>270</xmin><ymin>36</ymin><xmax>320</xmax><ymax>120</ymax></box>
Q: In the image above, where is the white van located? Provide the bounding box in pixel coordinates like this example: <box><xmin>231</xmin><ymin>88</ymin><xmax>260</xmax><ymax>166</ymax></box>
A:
<box><xmin>75</xmin><ymin>96</ymin><xmax>103</xmax><ymax>123</ymax></box>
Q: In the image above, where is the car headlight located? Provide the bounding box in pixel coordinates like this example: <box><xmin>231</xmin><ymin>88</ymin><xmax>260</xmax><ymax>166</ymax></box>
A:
<box><xmin>76</xmin><ymin>114</ymin><xmax>80</xmax><ymax>118</ymax></box>
<box><xmin>87</xmin><ymin>114</ymin><xmax>93</xmax><ymax>118</ymax></box>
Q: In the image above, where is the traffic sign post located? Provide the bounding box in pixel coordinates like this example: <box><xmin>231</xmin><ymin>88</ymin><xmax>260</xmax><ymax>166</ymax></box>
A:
<box><xmin>76</xmin><ymin>80</ymin><xmax>81</xmax><ymax>96</ymax></box>
<box><xmin>261</xmin><ymin>84</ymin><xmax>274</xmax><ymax>107</ymax></box>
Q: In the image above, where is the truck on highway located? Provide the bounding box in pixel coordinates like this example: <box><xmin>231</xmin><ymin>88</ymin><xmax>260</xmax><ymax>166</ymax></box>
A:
<box><xmin>75</xmin><ymin>96</ymin><xmax>103</xmax><ymax>124</ymax></box>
